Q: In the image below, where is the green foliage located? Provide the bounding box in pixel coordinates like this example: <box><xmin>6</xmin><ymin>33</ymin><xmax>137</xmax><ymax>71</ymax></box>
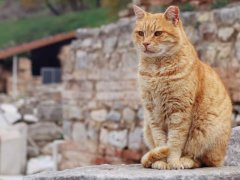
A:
<box><xmin>102</xmin><ymin>0</ymin><xmax>130</xmax><ymax>19</ymax></box>
<box><xmin>179</xmin><ymin>3</ymin><xmax>195</xmax><ymax>12</ymax></box>
<box><xmin>0</xmin><ymin>8</ymin><xmax>111</xmax><ymax>49</ymax></box>
<box><xmin>211</xmin><ymin>0</ymin><xmax>229</xmax><ymax>9</ymax></box>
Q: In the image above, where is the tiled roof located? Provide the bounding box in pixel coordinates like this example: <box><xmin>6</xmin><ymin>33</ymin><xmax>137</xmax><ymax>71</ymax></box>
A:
<box><xmin>0</xmin><ymin>31</ymin><xmax>76</xmax><ymax>59</ymax></box>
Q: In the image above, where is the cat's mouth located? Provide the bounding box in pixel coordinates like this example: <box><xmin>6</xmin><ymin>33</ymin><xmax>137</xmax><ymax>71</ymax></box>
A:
<box><xmin>144</xmin><ymin>49</ymin><xmax>155</xmax><ymax>54</ymax></box>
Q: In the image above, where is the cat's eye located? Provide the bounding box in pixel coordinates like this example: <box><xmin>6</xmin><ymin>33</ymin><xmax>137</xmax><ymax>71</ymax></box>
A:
<box><xmin>138</xmin><ymin>31</ymin><xmax>144</xmax><ymax>36</ymax></box>
<box><xmin>154</xmin><ymin>31</ymin><xmax>162</xmax><ymax>36</ymax></box>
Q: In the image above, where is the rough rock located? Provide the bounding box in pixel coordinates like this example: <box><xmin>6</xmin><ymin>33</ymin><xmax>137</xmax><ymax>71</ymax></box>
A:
<box><xmin>235</xmin><ymin>33</ymin><xmax>240</xmax><ymax>62</ymax></box>
<box><xmin>214</xmin><ymin>6</ymin><xmax>240</xmax><ymax>25</ymax></box>
<box><xmin>90</xmin><ymin>109</ymin><xmax>107</xmax><ymax>122</ymax></box>
<box><xmin>123</xmin><ymin>108</ymin><xmax>135</xmax><ymax>123</ymax></box>
<box><xmin>108</xmin><ymin>129</ymin><xmax>128</xmax><ymax>148</ymax></box>
<box><xmin>0</xmin><ymin>123</ymin><xmax>27</xmax><ymax>175</ymax></box>
<box><xmin>137</xmin><ymin>107</ymin><xmax>144</xmax><ymax>121</ymax></box>
<box><xmin>23</xmin><ymin>114</ymin><xmax>38</xmax><ymax>123</ymax></box>
<box><xmin>128</xmin><ymin>127</ymin><xmax>143</xmax><ymax>150</ymax></box>
<box><xmin>106</xmin><ymin>110</ymin><xmax>121</xmax><ymax>122</ymax></box>
<box><xmin>225</xmin><ymin>126</ymin><xmax>240</xmax><ymax>166</ymax></box>
<box><xmin>103</xmin><ymin>37</ymin><xmax>118</xmax><ymax>54</ymax></box>
<box><xmin>37</xmin><ymin>103</ymin><xmax>62</xmax><ymax>123</ymax></box>
<box><xmin>24</xmin><ymin>164</ymin><xmax>240</xmax><ymax>180</ymax></box>
<box><xmin>0</xmin><ymin>104</ymin><xmax>21</xmax><ymax>124</ymax></box>
<box><xmin>217</xmin><ymin>27</ymin><xmax>234</xmax><ymax>41</ymax></box>
<box><xmin>26</xmin><ymin>156</ymin><xmax>54</xmax><ymax>175</ymax></box>
<box><xmin>100</xmin><ymin>128</ymin><xmax>128</xmax><ymax>148</ymax></box>
<box><xmin>72</xmin><ymin>122</ymin><xmax>87</xmax><ymax>143</ymax></box>
<box><xmin>29</xmin><ymin>122</ymin><xmax>62</xmax><ymax>141</ymax></box>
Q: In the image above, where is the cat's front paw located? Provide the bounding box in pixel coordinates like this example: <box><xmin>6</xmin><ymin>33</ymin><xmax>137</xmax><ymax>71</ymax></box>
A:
<box><xmin>151</xmin><ymin>160</ymin><xmax>169</xmax><ymax>170</ymax></box>
<box><xmin>168</xmin><ymin>159</ymin><xmax>184</xmax><ymax>170</ymax></box>
<box><xmin>141</xmin><ymin>152</ymin><xmax>152</xmax><ymax>168</ymax></box>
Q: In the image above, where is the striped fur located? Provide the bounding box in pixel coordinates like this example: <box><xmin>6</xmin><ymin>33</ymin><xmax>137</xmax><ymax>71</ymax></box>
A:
<box><xmin>132</xmin><ymin>5</ymin><xmax>232</xmax><ymax>170</ymax></box>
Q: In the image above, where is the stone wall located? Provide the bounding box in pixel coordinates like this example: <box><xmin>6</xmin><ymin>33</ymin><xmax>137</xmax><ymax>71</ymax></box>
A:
<box><xmin>59</xmin><ymin>5</ymin><xmax>240</xmax><ymax>170</ymax></box>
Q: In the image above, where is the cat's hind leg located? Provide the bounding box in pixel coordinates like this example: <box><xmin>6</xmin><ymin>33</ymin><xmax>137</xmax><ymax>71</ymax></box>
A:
<box><xmin>201</xmin><ymin>139</ymin><xmax>229</xmax><ymax>167</ymax></box>
<box><xmin>141</xmin><ymin>146</ymin><xmax>169</xmax><ymax>168</ymax></box>
<box><xmin>179</xmin><ymin>156</ymin><xmax>201</xmax><ymax>169</ymax></box>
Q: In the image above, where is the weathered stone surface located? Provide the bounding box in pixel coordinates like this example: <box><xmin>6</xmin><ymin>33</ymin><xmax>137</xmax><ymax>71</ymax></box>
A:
<box><xmin>24</xmin><ymin>164</ymin><xmax>240</xmax><ymax>180</ymax></box>
<box><xmin>100</xmin><ymin>128</ymin><xmax>128</xmax><ymax>148</ymax></box>
<box><xmin>103</xmin><ymin>37</ymin><xmax>118</xmax><ymax>54</ymax></box>
<box><xmin>37</xmin><ymin>103</ymin><xmax>62</xmax><ymax>122</ymax></box>
<box><xmin>96</xmin><ymin>81</ymin><xmax>137</xmax><ymax>91</ymax></box>
<box><xmin>0</xmin><ymin>123</ymin><xmax>27</xmax><ymax>175</ymax></box>
<box><xmin>123</xmin><ymin>107</ymin><xmax>135</xmax><ymax>123</ymax></box>
<box><xmin>225</xmin><ymin>127</ymin><xmax>240</xmax><ymax>166</ymax></box>
<box><xmin>198</xmin><ymin>42</ymin><xmax>217</xmax><ymax>65</ymax></box>
<box><xmin>64</xmin><ymin>106</ymin><xmax>83</xmax><ymax>121</ymax></box>
<box><xmin>106</xmin><ymin>110</ymin><xmax>121</xmax><ymax>122</ymax></box>
<box><xmin>214</xmin><ymin>6</ymin><xmax>240</xmax><ymax>25</ymax></box>
<box><xmin>235</xmin><ymin>33</ymin><xmax>240</xmax><ymax>62</ymax></box>
<box><xmin>137</xmin><ymin>107</ymin><xmax>144</xmax><ymax>121</ymax></box>
<box><xmin>128</xmin><ymin>127</ymin><xmax>143</xmax><ymax>150</ymax></box>
<box><xmin>217</xmin><ymin>27</ymin><xmax>234</xmax><ymax>41</ymax></box>
<box><xmin>199</xmin><ymin>22</ymin><xmax>217</xmax><ymax>40</ymax></box>
<box><xmin>72</xmin><ymin>122</ymin><xmax>87</xmax><ymax>143</ymax></box>
<box><xmin>108</xmin><ymin>129</ymin><xmax>128</xmax><ymax>148</ymax></box>
<box><xmin>90</xmin><ymin>109</ymin><xmax>107</xmax><ymax>122</ymax></box>
<box><xmin>29</xmin><ymin>122</ymin><xmax>62</xmax><ymax>141</ymax></box>
<box><xmin>26</xmin><ymin>156</ymin><xmax>54</xmax><ymax>175</ymax></box>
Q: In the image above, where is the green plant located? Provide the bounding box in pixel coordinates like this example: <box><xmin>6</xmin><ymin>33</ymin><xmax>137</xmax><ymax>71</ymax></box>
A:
<box><xmin>179</xmin><ymin>2</ymin><xmax>195</xmax><ymax>12</ymax></box>
<box><xmin>0</xmin><ymin>8</ymin><xmax>112</xmax><ymax>49</ymax></box>
<box><xmin>211</xmin><ymin>0</ymin><xmax>229</xmax><ymax>9</ymax></box>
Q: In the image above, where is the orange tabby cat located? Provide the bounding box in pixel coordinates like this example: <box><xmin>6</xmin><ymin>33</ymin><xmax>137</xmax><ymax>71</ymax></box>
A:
<box><xmin>132</xmin><ymin>5</ymin><xmax>232</xmax><ymax>170</ymax></box>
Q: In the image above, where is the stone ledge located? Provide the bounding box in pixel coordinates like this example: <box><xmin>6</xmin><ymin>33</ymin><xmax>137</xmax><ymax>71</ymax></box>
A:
<box><xmin>24</xmin><ymin>164</ymin><xmax>240</xmax><ymax>180</ymax></box>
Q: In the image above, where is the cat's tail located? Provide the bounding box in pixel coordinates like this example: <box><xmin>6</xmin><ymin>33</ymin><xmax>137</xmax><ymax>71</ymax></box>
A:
<box><xmin>141</xmin><ymin>146</ymin><xmax>169</xmax><ymax>168</ymax></box>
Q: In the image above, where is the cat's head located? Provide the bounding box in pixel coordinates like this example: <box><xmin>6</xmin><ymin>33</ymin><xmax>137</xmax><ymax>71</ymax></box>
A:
<box><xmin>132</xmin><ymin>5</ymin><xmax>184</xmax><ymax>58</ymax></box>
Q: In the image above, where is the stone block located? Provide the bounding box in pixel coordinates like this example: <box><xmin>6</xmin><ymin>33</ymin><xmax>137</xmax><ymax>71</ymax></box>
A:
<box><xmin>120</xmin><ymin>50</ymin><xmax>138</xmax><ymax>69</ymax></box>
<box><xmin>90</xmin><ymin>109</ymin><xmax>107</xmax><ymax>122</ymax></box>
<box><xmin>99</xmin><ymin>128</ymin><xmax>109</xmax><ymax>145</ymax></box>
<box><xmin>100</xmin><ymin>128</ymin><xmax>128</xmax><ymax>149</ymax></box>
<box><xmin>217</xmin><ymin>27</ymin><xmax>234</xmax><ymax>41</ymax></box>
<box><xmin>26</xmin><ymin>156</ymin><xmax>54</xmax><ymax>175</ymax></box>
<box><xmin>24</xmin><ymin>164</ymin><xmax>240</xmax><ymax>180</ymax></box>
<box><xmin>29</xmin><ymin>122</ymin><xmax>62</xmax><ymax>141</ymax></box>
<box><xmin>108</xmin><ymin>129</ymin><xmax>128</xmax><ymax>148</ymax></box>
<box><xmin>106</xmin><ymin>110</ymin><xmax>121</xmax><ymax>122</ymax></box>
<box><xmin>96</xmin><ymin>81</ymin><xmax>137</xmax><ymax>92</ymax></box>
<box><xmin>37</xmin><ymin>103</ymin><xmax>62</xmax><ymax>122</ymax></box>
<box><xmin>103</xmin><ymin>37</ymin><xmax>118</xmax><ymax>54</ymax></box>
<box><xmin>72</xmin><ymin>122</ymin><xmax>87</xmax><ymax>143</ymax></box>
<box><xmin>123</xmin><ymin>107</ymin><xmax>135</xmax><ymax>123</ymax></box>
<box><xmin>214</xmin><ymin>6</ymin><xmax>240</xmax><ymax>25</ymax></box>
<box><xmin>137</xmin><ymin>107</ymin><xmax>144</xmax><ymax>121</ymax></box>
<box><xmin>0</xmin><ymin>123</ymin><xmax>27</xmax><ymax>175</ymax></box>
<box><xmin>225</xmin><ymin>127</ymin><xmax>240</xmax><ymax>166</ymax></box>
<box><xmin>96</xmin><ymin>91</ymin><xmax>139</xmax><ymax>101</ymax></box>
<box><xmin>128</xmin><ymin>127</ymin><xmax>143</xmax><ymax>150</ymax></box>
<box><xmin>199</xmin><ymin>22</ymin><xmax>217</xmax><ymax>40</ymax></box>
<box><xmin>235</xmin><ymin>33</ymin><xmax>240</xmax><ymax>62</ymax></box>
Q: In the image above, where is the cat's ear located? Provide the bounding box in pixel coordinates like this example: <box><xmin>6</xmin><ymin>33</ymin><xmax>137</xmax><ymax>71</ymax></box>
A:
<box><xmin>164</xmin><ymin>6</ymin><xmax>180</xmax><ymax>25</ymax></box>
<box><xmin>133</xmin><ymin>5</ymin><xmax>146</xmax><ymax>20</ymax></box>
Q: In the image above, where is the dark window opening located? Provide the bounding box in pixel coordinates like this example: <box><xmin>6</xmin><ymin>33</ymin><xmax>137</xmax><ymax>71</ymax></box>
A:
<box><xmin>30</xmin><ymin>38</ymin><xmax>74</xmax><ymax>84</ymax></box>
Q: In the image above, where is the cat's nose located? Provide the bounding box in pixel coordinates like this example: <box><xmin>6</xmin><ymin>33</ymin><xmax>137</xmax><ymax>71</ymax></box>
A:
<box><xmin>143</xmin><ymin>42</ymin><xmax>150</xmax><ymax>48</ymax></box>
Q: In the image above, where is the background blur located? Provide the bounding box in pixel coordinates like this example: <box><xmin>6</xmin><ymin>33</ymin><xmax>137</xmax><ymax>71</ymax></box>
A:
<box><xmin>0</xmin><ymin>0</ymin><xmax>239</xmax><ymax>179</ymax></box>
